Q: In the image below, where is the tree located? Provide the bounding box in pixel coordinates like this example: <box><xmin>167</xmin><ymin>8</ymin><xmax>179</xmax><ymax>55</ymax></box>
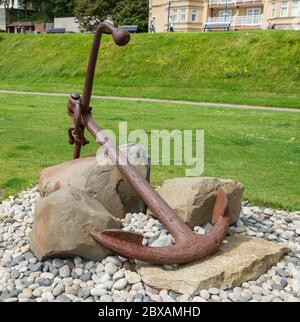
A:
<box><xmin>74</xmin><ymin>0</ymin><xmax>148</xmax><ymax>32</ymax></box>
<box><xmin>0</xmin><ymin>0</ymin><xmax>12</xmax><ymax>21</ymax></box>
<box><xmin>1</xmin><ymin>0</ymin><xmax>76</xmax><ymax>23</ymax></box>
<box><xmin>74</xmin><ymin>0</ymin><xmax>118</xmax><ymax>32</ymax></box>
<box><xmin>114</xmin><ymin>0</ymin><xmax>148</xmax><ymax>32</ymax></box>
<box><xmin>44</xmin><ymin>0</ymin><xmax>76</xmax><ymax>19</ymax></box>
<box><xmin>19</xmin><ymin>0</ymin><xmax>30</xmax><ymax>18</ymax></box>
<box><xmin>18</xmin><ymin>1</ymin><xmax>76</xmax><ymax>19</ymax></box>
<box><xmin>0</xmin><ymin>0</ymin><xmax>9</xmax><ymax>8</ymax></box>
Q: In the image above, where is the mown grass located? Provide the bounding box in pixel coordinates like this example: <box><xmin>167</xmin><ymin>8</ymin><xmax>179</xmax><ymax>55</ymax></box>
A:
<box><xmin>0</xmin><ymin>93</ymin><xmax>299</xmax><ymax>210</ymax></box>
<box><xmin>0</xmin><ymin>30</ymin><xmax>300</xmax><ymax>108</ymax></box>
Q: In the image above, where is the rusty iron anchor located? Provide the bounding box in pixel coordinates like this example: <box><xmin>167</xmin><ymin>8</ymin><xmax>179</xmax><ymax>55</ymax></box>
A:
<box><xmin>67</xmin><ymin>22</ymin><xmax>231</xmax><ymax>265</ymax></box>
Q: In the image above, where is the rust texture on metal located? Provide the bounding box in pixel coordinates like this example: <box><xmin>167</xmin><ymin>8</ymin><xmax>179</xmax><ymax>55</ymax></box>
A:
<box><xmin>67</xmin><ymin>22</ymin><xmax>230</xmax><ymax>265</ymax></box>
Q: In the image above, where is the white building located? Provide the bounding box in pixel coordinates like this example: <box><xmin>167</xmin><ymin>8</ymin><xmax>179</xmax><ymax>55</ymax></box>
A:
<box><xmin>0</xmin><ymin>8</ymin><xmax>5</xmax><ymax>30</ymax></box>
<box><xmin>0</xmin><ymin>0</ymin><xmax>35</xmax><ymax>10</ymax></box>
<box><xmin>54</xmin><ymin>17</ymin><xmax>81</xmax><ymax>33</ymax></box>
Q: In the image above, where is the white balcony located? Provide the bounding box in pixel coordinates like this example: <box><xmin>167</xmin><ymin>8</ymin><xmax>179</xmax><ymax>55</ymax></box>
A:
<box><xmin>207</xmin><ymin>15</ymin><xmax>263</xmax><ymax>26</ymax></box>
<box><xmin>209</xmin><ymin>0</ymin><xmax>262</xmax><ymax>5</ymax></box>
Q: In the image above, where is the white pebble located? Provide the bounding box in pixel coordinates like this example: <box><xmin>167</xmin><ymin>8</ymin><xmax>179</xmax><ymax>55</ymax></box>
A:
<box><xmin>113</xmin><ymin>278</ymin><xmax>128</xmax><ymax>290</ymax></box>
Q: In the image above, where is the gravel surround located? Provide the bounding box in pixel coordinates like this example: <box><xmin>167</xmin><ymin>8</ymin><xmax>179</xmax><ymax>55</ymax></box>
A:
<box><xmin>0</xmin><ymin>187</ymin><xmax>299</xmax><ymax>302</ymax></box>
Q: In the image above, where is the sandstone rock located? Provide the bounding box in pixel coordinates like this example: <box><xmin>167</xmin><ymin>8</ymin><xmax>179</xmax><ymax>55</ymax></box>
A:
<box><xmin>148</xmin><ymin>177</ymin><xmax>243</xmax><ymax>227</ymax></box>
<box><xmin>125</xmin><ymin>271</ymin><xmax>142</xmax><ymax>284</ymax></box>
<box><xmin>30</xmin><ymin>187</ymin><xmax>121</xmax><ymax>261</ymax></box>
<box><xmin>38</xmin><ymin>144</ymin><xmax>150</xmax><ymax>219</ymax></box>
<box><xmin>137</xmin><ymin>236</ymin><xmax>289</xmax><ymax>295</ymax></box>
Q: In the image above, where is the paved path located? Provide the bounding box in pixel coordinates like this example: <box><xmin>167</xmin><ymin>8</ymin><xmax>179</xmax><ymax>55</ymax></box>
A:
<box><xmin>0</xmin><ymin>89</ymin><xmax>299</xmax><ymax>113</ymax></box>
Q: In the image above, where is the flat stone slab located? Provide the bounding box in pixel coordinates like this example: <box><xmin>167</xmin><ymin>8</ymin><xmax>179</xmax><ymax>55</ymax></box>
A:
<box><xmin>137</xmin><ymin>236</ymin><xmax>289</xmax><ymax>295</ymax></box>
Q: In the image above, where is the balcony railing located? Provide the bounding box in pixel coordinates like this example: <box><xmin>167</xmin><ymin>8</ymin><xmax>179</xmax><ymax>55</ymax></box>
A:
<box><xmin>209</xmin><ymin>0</ymin><xmax>262</xmax><ymax>5</ymax></box>
<box><xmin>207</xmin><ymin>15</ymin><xmax>263</xmax><ymax>26</ymax></box>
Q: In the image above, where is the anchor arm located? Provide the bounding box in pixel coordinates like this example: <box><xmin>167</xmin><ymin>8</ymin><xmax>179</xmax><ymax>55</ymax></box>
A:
<box><xmin>90</xmin><ymin>190</ymin><xmax>231</xmax><ymax>265</ymax></box>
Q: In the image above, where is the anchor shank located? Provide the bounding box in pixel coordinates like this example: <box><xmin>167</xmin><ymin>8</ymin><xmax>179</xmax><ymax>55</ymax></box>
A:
<box><xmin>82</xmin><ymin>112</ymin><xmax>193</xmax><ymax>240</ymax></box>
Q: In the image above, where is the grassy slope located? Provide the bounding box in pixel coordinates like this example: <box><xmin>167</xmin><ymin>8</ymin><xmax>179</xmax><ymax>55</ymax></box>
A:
<box><xmin>0</xmin><ymin>30</ymin><xmax>300</xmax><ymax>108</ymax></box>
<box><xmin>0</xmin><ymin>93</ymin><xmax>299</xmax><ymax>210</ymax></box>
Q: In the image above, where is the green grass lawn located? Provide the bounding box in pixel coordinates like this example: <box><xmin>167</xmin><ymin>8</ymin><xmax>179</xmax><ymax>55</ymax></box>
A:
<box><xmin>0</xmin><ymin>30</ymin><xmax>300</xmax><ymax>108</ymax></box>
<box><xmin>0</xmin><ymin>93</ymin><xmax>299</xmax><ymax>210</ymax></box>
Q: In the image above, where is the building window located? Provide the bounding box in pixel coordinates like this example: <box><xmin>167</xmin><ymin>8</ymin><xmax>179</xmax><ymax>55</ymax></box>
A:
<box><xmin>280</xmin><ymin>2</ymin><xmax>288</xmax><ymax>17</ymax></box>
<box><xmin>171</xmin><ymin>9</ymin><xmax>178</xmax><ymax>22</ymax></box>
<box><xmin>292</xmin><ymin>0</ymin><xmax>299</xmax><ymax>16</ymax></box>
<box><xmin>219</xmin><ymin>0</ymin><xmax>234</xmax><ymax>3</ymax></box>
<box><xmin>180</xmin><ymin>9</ymin><xmax>187</xmax><ymax>22</ymax></box>
<box><xmin>219</xmin><ymin>10</ymin><xmax>232</xmax><ymax>20</ymax></box>
<box><xmin>271</xmin><ymin>2</ymin><xmax>276</xmax><ymax>17</ymax></box>
<box><xmin>219</xmin><ymin>10</ymin><xmax>232</xmax><ymax>17</ymax></box>
<box><xmin>246</xmin><ymin>8</ymin><xmax>261</xmax><ymax>16</ymax></box>
<box><xmin>191</xmin><ymin>9</ymin><xmax>198</xmax><ymax>22</ymax></box>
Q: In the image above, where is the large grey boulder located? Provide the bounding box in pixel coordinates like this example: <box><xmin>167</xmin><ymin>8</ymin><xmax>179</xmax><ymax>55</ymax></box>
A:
<box><xmin>148</xmin><ymin>177</ymin><xmax>244</xmax><ymax>227</ymax></box>
<box><xmin>30</xmin><ymin>187</ymin><xmax>121</xmax><ymax>261</ymax></box>
<box><xmin>38</xmin><ymin>143</ymin><xmax>150</xmax><ymax>219</ymax></box>
<box><xmin>137</xmin><ymin>236</ymin><xmax>289</xmax><ymax>295</ymax></box>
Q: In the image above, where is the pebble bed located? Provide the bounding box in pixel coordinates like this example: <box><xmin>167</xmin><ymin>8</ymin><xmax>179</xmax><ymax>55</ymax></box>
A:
<box><xmin>0</xmin><ymin>187</ymin><xmax>299</xmax><ymax>302</ymax></box>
